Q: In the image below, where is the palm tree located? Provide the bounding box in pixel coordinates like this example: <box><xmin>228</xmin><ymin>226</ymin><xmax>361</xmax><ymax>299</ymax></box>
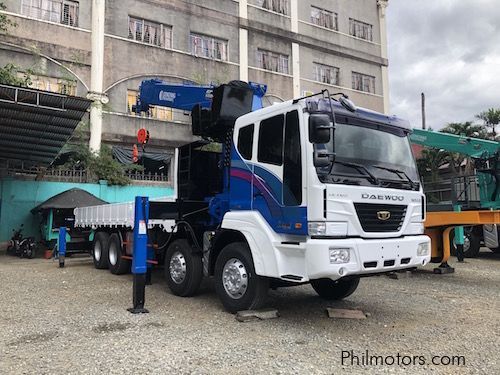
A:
<box><xmin>440</xmin><ymin>122</ymin><xmax>487</xmax><ymax>175</ymax></box>
<box><xmin>476</xmin><ymin>108</ymin><xmax>500</xmax><ymax>140</ymax></box>
<box><xmin>441</xmin><ymin>121</ymin><xmax>487</xmax><ymax>139</ymax></box>
<box><xmin>417</xmin><ymin>148</ymin><xmax>449</xmax><ymax>183</ymax></box>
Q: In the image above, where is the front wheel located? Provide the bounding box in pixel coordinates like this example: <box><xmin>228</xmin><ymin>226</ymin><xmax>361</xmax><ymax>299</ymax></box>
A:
<box><xmin>214</xmin><ymin>242</ymin><xmax>269</xmax><ymax>313</ymax></box>
<box><xmin>310</xmin><ymin>278</ymin><xmax>360</xmax><ymax>300</ymax></box>
<box><xmin>164</xmin><ymin>239</ymin><xmax>203</xmax><ymax>297</ymax></box>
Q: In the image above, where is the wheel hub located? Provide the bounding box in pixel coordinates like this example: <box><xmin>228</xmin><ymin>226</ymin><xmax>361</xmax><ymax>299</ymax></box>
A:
<box><xmin>222</xmin><ymin>258</ymin><xmax>248</xmax><ymax>299</ymax></box>
<box><xmin>169</xmin><ymin>251</ymin><xmax>186</xmax><ymax>284</ymax></box>
<box><xmin>94</xmin><ymin>242</ymin><xmax>101</xmax><ymax>261</ymax></box>
<box><xmin>109</xmin><ymin>243</ymin><xmax>118</xmax><ymax>265</ymax></box>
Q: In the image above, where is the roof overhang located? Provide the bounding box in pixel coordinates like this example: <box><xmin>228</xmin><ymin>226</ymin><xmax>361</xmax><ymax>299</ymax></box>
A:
<box><xmin>0</xmin><ymin>84</ymin><xmax>91</xmax><ymax>166</ymax></box>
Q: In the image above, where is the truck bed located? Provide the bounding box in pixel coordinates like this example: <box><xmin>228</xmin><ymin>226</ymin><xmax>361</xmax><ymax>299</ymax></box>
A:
<box><xmin>74</xmin><ymin>196</ymin><xmax>176</xmax><ymax>230</ymax></box>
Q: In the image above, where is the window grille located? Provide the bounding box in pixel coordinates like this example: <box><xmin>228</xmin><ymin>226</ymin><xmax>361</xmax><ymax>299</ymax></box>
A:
<box><xmin>257</xmin><ymin>49</ymin><xmax>289</xmax><ymax>74</ymax></box>
<box><xmin>349</xmin><ymin>18</ymin><xmax>373</xmax><ymax>41</ymax></box>
<box><xmin>190</xmin><ymin>33</ymin><xmax>228</xmax><ymax>61</ymax></box>
<box><xmin>352</xmin><ymin>72</ymin><xmax>376</xmax><ymax>94</ymax></box>
<box><xmin>313</xmin><ymin>63</ymin><xmax>340</xmax><ymax>85</ymax></box>
<box><xmin>128</xmin><ymin>17</ymin><xmax>172</xmax><ymax>49</ymax></box>
<box><xmin>310</xmin><ymin>6</ymin><xmax>337</xmax><ymax>30</ymax></box>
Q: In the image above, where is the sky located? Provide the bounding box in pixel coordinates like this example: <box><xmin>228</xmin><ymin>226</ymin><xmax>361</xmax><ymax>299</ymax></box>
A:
<box><xmin>387</xmin><ymin>0</ymin><xmax>500</xmax><ymax>130</ymax></box>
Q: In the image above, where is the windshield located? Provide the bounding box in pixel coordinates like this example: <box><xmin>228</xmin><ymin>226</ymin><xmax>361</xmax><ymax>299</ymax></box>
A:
<box><xmin>318</xmin><ymin>122</ymin><xmax>420</xmax><ymax>189</ymax></box>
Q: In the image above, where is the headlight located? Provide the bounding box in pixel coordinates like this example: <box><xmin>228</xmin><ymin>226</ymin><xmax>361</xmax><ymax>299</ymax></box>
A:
<box><xmin>308</xmin><ymin>222</ymin><xmax>348</xmax><ymax>237</ymax></box>
<box><xmin>308</xmin><ymin>222</ymin><xmax>326</xmax><ymax>236</ymax></box>
<box><xmin>417</xmin><ymin>242</ymin><xmax>430</xmax><ymax>256</ymax></box>
<box><xmin>329</xmin><ymin>248</ymin><xmax>350</xmax><ymax>264</ymax></box>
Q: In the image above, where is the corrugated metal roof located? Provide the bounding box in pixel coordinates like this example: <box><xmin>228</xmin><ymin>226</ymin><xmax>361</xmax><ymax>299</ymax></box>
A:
<box><xmin>0</xmin><ymin>84</ymin><xmax>92</xmax><ymax>166</ymax></box>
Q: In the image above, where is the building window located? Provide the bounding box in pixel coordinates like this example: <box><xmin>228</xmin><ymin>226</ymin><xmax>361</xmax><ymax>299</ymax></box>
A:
<box><xmin>352</xmin><ymin>72</ymin><xmax>376</xmax><ymax>94</ymax></box>
<box><xmin>313</xmin><ymin>63</ymin><xmax>340</xmax><ymax>85</ymax></box>
<box><xmin>257</xmin><ymin>49</ymin><xmax>289</xmax><ymax>74</ymax></box>
<box><xmin>128</xmin><ymin>17</ymin><xmax>172</xmax><ymax>49</ymax></box>
<box><xmin>21</xmin><ymin>0</ymin><xmax>79</xmax><ymax>27</ymax></box>
<box><xmin>190</xmin><ymin>33</ymin><xmax>228</xmax><ymax>61</ymax></box>
<box><xmin>257</xmin><ymin>0</ymin><xmax>288</xmax><ymax>15</ymax></box>
<box><xmin>310</xmin><ymin>6</ymin><xmax>337</xmax><ymax>30</ymax></box>
<box><xmin>127</xmin><ymin>90</ymin><xmax>173</xmax><ymax>121</ymax></box>
<box><xmin>25</xmin><ymin>75</ymin><xmax>77</xmax><ymax>95</ymax></box>
<box><xmin>349</xmin><ymin>18</ymin><xmax>373</xmax><ymax>41</ymax></box>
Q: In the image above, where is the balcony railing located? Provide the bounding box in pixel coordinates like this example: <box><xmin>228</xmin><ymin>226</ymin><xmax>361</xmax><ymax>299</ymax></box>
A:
<box><xmin>3</xmin><ymin>164</ymin><xmax>170</xmax><ymax>184</ymax></box>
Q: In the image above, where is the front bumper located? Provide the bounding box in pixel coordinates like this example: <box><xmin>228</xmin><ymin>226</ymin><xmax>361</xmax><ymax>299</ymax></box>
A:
<box><xmin>277</xmin><ymin>235</ymin><xmax>431</xmax><ymax>282</ymax></box>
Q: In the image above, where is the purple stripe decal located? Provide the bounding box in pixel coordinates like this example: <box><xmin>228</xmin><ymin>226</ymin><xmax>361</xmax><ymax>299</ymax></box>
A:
<box><xmin>231</xmin><ymin>168</ymin><xmax>282</xmax><ymax>217</ymax></box>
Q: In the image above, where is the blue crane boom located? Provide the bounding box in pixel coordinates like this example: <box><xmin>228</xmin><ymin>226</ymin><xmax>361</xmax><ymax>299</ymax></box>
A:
<box><xmin>133</xmin><ymin>79</ymin><xmax>267</xmax><ymax>113</ymax></box>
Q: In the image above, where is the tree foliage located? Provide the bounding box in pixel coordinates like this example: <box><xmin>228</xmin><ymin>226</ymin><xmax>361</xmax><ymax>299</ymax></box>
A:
<box><xmin>476</xmin><ymin>108</ymin><xmax>500</xmax><ymax>140</ymax></box>
<box><xmin>0</xmin><ymin>63</ymin><xmax>32</xmax><ymax>86</ymax></box>
<box><xmin>0</xmin><ymin>2</ymin><xmax>17</xmax><ymax>33</ymax></box>
<box><xmin>58</xmin><ymin>142</ymin><xmax>137</xmax><ymax>186</ymax></box>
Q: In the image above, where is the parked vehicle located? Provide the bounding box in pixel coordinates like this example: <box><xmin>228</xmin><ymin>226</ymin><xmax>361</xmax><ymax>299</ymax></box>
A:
<box><xmin>7</xmin><ymin>225</ymin><xmax>36</xmax><ymax>259</ymax></box>
<box><xmin>410</xmin><ymin>129</ymin><xmax>499</xmax><ymax>257</ymax></box>
<box><xmin>74</xmin><ymin>80</ymin><xmax>431</xmax><ymax>312</ymax></box>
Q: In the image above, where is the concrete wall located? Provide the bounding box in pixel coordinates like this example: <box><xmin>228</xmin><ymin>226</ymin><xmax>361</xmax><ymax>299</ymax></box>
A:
<box><xmin>0</xmin><ymin>179</ymin><xmax>174</xmax><ymax>242</ymax></box>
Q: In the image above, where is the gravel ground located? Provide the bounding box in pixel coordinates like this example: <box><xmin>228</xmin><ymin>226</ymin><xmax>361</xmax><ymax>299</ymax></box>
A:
<box><xmin>0</xmin><ymin>250</ymin><xmax>499</xmax><ymax>374</ymax></box>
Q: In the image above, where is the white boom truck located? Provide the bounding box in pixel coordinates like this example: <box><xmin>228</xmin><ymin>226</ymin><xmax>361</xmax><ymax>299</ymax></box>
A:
<box><xmin>75</xmin><ymin>82</ymin><xmax>431</xmax><ymax>312</ymax></box>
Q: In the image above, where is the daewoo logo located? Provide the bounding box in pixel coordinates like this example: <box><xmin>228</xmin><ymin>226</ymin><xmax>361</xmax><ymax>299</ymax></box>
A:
<box><xmin>377</xmin><ymin>211</ymin><xmax>391</xmax><ymax>221</ymax></box>
<box><xmin>361</xmin><ymin>193</ymin><xmax>404</xmax><ymax>201</ymax></box>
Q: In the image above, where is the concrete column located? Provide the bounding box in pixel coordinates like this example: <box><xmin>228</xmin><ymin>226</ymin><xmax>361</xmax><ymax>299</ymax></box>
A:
<box><xmin>290</xmin><ymin>0</ymin><xmax>298</xmax><ymax>33</ymax></box>
<box><xmin>292</xmin><ymin>43</ymin><xmax>300</xmax><ymax>98</ymax></box>
<box><xmin>377</xmin><ymin>0</ymin><xmax>390</xmax><ymax>114</ymax></box>
<box><xmin>239</xmin><ymin>29</ymin><xmax>248</xmax><ymax>82</ymax></box>
<box><xmin>88</xmin><ymin>0</ymin><xmax>107</xmax><ymax>152</ymax></box>
<box><xmin>239</xmin><ymin>0</ymin><xmax>248</xmax><ymax>82</ymax></box>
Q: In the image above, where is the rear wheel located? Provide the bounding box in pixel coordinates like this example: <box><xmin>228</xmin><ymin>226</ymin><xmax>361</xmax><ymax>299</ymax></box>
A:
<box><xmin>214</xmin><ymin>242</ymin><xmax>269</xmax><ymax>313</ymax></box>
<box><xmin>108</xmin><ymin>233</ymin><xmax>130</xmax><ymax>275</ymax></box>
<box><xmin>164</xmin><ymin>239</ymin><xmax>203</xmax><ymax>297</ymax></box>
<box><xmin>450</xmin><ymin>227</ymin><xmax>481</xmax><ymax>258</ymax></box>
<box><xmin>93</xmin><ymin>232</ymin><xmax>109</xmax><ymax>269</ymax></box>
<box><xmin>310</xmin><ymin>278</ymin><xmax>360</xmax><ymax>300</ymax></box>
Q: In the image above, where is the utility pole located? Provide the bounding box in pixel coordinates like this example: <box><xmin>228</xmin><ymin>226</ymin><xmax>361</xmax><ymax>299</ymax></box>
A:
<box><xmin>421</xmin><ymin>92</ymin><xmax>426</xmax><ymax>129</ymax></box>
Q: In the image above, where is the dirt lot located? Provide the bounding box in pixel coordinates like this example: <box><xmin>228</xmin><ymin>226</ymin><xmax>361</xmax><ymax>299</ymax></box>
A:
<box><xmin>0</xmin><ymin>251</ymin><xmax>499</xmax><ymax>374</ymax></box>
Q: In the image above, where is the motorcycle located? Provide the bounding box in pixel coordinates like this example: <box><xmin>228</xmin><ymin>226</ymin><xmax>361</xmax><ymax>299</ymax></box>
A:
<box><xmin>7</xmin><ymin>225</ymin><xmax>36</xmax><ymax>259</ymax></box>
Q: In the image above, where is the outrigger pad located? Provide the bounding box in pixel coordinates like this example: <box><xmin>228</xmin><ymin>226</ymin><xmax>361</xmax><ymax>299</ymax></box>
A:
<box><xmin>433</xmin><ymin>262</ymin><xmax>455</xmax><ymax>274</ymax></box>
<box><xmin>127</xmin><ymin>307</ymin><xmax>149</xmax><ymax>314</ymax></box>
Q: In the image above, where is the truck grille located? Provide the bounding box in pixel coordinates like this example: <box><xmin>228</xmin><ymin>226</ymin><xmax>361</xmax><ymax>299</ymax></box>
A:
<box><xmin>354</xmin><ymin>203</ymin><xmax>407</xmax><ymax>233</ymax></box>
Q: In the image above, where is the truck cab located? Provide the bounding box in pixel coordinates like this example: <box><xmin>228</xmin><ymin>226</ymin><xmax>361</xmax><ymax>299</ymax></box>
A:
<box><xmin>207</xmin><ymin>95</ymin><xmax>430</xmax><ymax>311</ymax></box>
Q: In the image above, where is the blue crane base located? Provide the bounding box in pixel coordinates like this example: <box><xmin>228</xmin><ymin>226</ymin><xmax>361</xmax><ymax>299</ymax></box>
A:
<box><xmin>58</xmin><ymin>227</ymin><xmax>67</xmax><ymax>268</ymax></box>
<box><xmin>127</xmin><ymin>274</ymin><xmax>149</xmax><ymax>314</ymax></box>
<box><xmin>128</xmin><ymin>196</ymin><xmax>150</xmax><ymax>314</ymax></box>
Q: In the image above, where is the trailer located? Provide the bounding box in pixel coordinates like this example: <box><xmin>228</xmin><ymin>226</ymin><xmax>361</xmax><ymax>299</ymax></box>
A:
<box><xmin>75</xmin><ymin>80</ymin><xmax>431</xmax><ymax>312</ymax></box>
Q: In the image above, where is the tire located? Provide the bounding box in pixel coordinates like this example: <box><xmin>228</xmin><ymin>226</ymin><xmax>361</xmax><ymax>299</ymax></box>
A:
<box><xmin>310</xmin><ymin>278</ymin><xmax>360</xmax><ymax>300</ymax></box>
<box><xmin>214</xmin><ymin>242</ymin><xmax>269</xmax><ymax>313</ymax></box>
<box><xmin>450</xmin><ymin>227</ymin><xmax>481</xmax><ymax>258</ymax></box>
<box><xmin>92</xmin><ymin>232</ymin><xmax>109</xmax><ymax>269</ymax></box>
<box><xmin>108</xmin><ymin>233</ymin><xmax>130</xmax><ymax>275</ymax></box>
<box><xmin>490</xmin><ymin>247</ymin><xmax>500</xmax><ymax>254</ymax></box>
<box><xmin>164</xmin><ymin>239</ymin><xmax>203</xmax><ymax>297</ymax></box>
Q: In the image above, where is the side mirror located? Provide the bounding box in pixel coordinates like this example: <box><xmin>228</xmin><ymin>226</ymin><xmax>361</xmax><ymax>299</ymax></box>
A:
<box><xmin>313</xmin><ymin>148</ymin><xmax>335</xmax><ymax>168</ymax></box>
<box><xmin>309</xmin><ymin>114</ymin><xmax>333</xmax><ymax>144</ymax></box>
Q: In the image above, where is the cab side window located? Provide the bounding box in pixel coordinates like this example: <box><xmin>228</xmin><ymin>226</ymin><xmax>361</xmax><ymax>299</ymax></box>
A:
<box><xmin>283</xmin><ymin>110</ymin><xmax>302</xmax><ymax>205</ymax></box>
<box><xmin>258</xmin><ymin>114</ymin><xmax>284</xmax><ymax>166</ymax></box>
<box><xmin>237</xmin><ymin>124</ymin><xmax>254</xmax><ymax>160</ymax></box>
